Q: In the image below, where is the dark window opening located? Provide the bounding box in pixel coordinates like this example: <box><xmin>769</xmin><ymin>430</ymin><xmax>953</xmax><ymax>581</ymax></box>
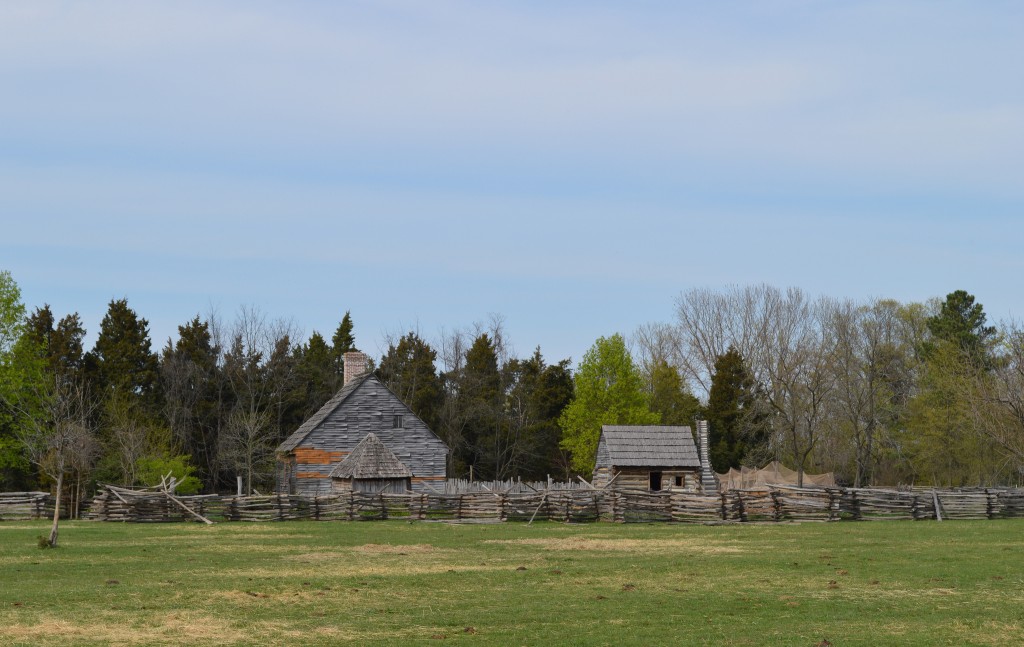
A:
<box><xmin>649</xmin><ymin>471</ymin><xmax>662</xmax><ymax>492</ymax></box>
<box><xmin>675</xmin><ymin>475</ymin><xmax>683</xmax><ymax>488</ymax></box>
<box><xmin>393</xmin><ymin>415</ymin><xmax>404</xmax><ymax>429</ymax></box>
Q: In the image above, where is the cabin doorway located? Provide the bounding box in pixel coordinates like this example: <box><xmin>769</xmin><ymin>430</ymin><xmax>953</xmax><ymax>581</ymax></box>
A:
<box><xmin>649</xmin><ymin>471</ymin><xmax>662</xmax><ymax>491</ymax></box>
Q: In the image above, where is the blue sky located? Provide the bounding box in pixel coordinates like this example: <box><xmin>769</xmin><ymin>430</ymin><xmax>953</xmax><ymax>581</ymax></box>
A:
<box><xmin>2</xmin><ymin>1</ymin><xmax>1022</xmax><ymax>365</ymax></box>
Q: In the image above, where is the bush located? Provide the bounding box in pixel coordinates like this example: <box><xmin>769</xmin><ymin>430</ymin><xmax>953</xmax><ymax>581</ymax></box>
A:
<box><xmin>136</xmin><ymin>455</ymin><xmax>203</xmax><ymax>494</ymax></box>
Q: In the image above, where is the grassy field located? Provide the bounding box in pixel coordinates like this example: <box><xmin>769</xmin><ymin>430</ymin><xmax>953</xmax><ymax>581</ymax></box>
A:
<box><xmin>0</xmin><ymin>519</ymin><xmax>1021</xmax><ymax>646</ymax></box>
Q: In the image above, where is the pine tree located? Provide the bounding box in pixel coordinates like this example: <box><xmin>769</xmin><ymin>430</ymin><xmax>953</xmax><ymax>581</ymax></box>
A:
<box><xmin>85</xmin><ymin>299</ymin><xmax>159</xmax><ymax>402</ymax></box>
<box><xmin>456</xmin><ymin>334</ymin><xmax>504</xmax><ymax>478</ymax></box>
<box><xmin>926</xmin><ymin>290</ymin><xmax>997</xmax><ymax>366</ymax></box>
<box><xmin>332</xmin><ymin>311</ymin><xmax>357</xmax><ymax>375</ymax></box>
<box><xmin>84</xmin><ymin>299</ymin><xmax>164</xmax><ymax>486</ymax></box>
<box><xmin>378</xmin><ymin>332</ymin><xmax>443</xmax><ymax>432</ymax></box>
<box><xmin>295</xmin><ymin>331</ymin><xmax>336</xmax><ymax>417</ymax></box>
<box><xmin>505</xmin><ymin>348</ymin><xmax>574</xmax><ymax>480</ymax></box>
<box><xmin>161</xmin><ymin>316</ymin><xmax>224</xmax><ymax>489</ymax></box>
<box><xmin>648</xmin><ymin>359</ymin><xmax>701</xmax><ymax>426</ymax></box>
<box><xmin>26</xmin><ymin>305</ymin><xmax>86</xmax><ymax>379</ymax></box>
<box><xmin>705</xmin><ymin>346</ymin><xmax>766</xmax><ymax>471</ymax></box>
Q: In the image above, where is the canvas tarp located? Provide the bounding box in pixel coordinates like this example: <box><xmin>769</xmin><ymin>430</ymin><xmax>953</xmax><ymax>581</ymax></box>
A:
<box><xmin>716</xmin><ymin>461</ymin><xmax>835</xmax><ymax>491</ymax></box>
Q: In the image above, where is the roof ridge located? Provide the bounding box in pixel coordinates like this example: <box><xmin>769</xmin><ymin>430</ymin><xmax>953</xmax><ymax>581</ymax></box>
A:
<box><xmin>276</xmin><ymin>372</ymin><xmax>375</xmax><ymax>453</ymax></box>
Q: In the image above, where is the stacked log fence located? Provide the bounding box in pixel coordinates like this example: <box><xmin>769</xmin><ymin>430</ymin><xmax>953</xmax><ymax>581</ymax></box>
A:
<box><xmin>0</xmin><ymin>492</ymin><xmax>51</xmax><ymax>521</ymax></box>
<box><xmin>10</xmin><ymin>485</ymin><xmax>1020</xmax><ymax>525</ymax></box>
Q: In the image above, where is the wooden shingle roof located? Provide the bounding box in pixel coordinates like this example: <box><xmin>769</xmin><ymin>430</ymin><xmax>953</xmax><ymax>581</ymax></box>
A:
<box><xmin>329</xmin><ymin>433</ymin><xmax>412</xmax><ymax>479</ymax></box>
<box><xmin>276</xmin><ymin>372</ymin><xmax>373</xmax><ymax>453</ymax></box>
<box><xmin>599</xmin><ymin>425</ymin><xmax>700</xmax><ymax>468</ymax></box>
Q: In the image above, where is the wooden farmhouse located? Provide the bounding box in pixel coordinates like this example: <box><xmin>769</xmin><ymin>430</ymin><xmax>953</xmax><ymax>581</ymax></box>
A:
<box><xmin>275</xmin><ymin>352</ymin><xmax>448</xmax><ymax>496</ymax></box>
<box><xmin>592</xmin><ymin>425</ymin><xmax>711</xmax><ymax>492</ymax></box>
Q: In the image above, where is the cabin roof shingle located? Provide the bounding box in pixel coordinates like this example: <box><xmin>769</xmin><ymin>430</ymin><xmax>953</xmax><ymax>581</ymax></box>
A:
<box><xmin>599</xmin><ymin>425</ymin><xmax>700</xmax><ymax>468</ymax></box>
<box><xmin>329</xmin><ymin>432</ymin><xmax>413</xmax><ymax>479</ymax></box>
<box><xmin>276</xmin><ymin>372</ymin><xmax>373</xmax><ymax>452</ymax></box>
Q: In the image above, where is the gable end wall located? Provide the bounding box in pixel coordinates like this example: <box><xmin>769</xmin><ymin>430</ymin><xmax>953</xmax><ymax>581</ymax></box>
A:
<box><xmin>282</xmin><ymin>379</ymin><xmax>447</xmax><ymax>496</ymax></box>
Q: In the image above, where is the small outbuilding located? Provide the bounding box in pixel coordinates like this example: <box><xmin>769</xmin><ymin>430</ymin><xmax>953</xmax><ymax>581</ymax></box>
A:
<box><xmin>329</xmin><ymin>432</ymin><xmax>413</xmax><ymax>494</ymax></box>
<box><xmin>592</xmin><ymin>425</ymin><xmax>705</xmax><ymax>492</ymax></box>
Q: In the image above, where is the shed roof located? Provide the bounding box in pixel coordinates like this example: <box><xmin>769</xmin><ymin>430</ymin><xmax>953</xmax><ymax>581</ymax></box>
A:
<box><xmin>599</xmin><ymin>425</ymin><xmax>700</xmax><ymax>468</ymax></box>
<box><xmin>329</xmin><ymin>433</ymin><xmax>413</xmax><ymax>479</ymax></box>
<box><xmin>277</xmin><ymin>372</ymin><xmax>373</xmax><ymax>452</ymax></box>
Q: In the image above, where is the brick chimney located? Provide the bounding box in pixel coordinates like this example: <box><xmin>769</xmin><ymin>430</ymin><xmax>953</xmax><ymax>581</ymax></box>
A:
<box><xmin>343</xmin><ymin>351</ymin><xmax>369</xmax><ymax>386</ymax></box>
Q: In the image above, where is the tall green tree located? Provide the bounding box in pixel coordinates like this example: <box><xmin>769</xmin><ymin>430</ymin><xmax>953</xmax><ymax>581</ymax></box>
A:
<box><xmin>294</xmin><ymin>331</ymin><xmax>337</xmax><ymax>417</ymax></box>
<box><xmin>705</xmin><ymin>347</ymin><xmax>768</xmax><ymax>471</ymax></box>
<box><xmin>925</xmin><ymin>290</ymin><xmax>997</xmax><ymax>366</ymax></box>
<box><xmin>559</xmin><ymin>334</ymin><xmax>660</xmax><ymax>474</ymax></box>
<box><xmin>452</xmin><ymin>333</ymin><xmax>505</xmax><ymax>478</ymax></box>
<box><xmin>332</xmin><ymin>311</ymin><xmax>357</xmax><ymax>374</ymax></box>
<box><xmin>161</xmin><ymin>316</ymin><xmax>225</xmax><ymax>489</ymax></box>
<box><xmin>901</xmin><ymin>291</ymin><xmax>1002</xmax><ymax>486</ymax></box>
<box><xmin>85</xmin><ymin>299</ymin><xmax>159</xmax><ymax>402</ymax></box>
<box><xmin>0</xmin><ymin>271</ymin><xmax>40</xmax><ymax>489</ymax></box>
<box><xmin>378</xmin><ymin>332</ymin><xmax>444</xmax><ymax>433</ymax></box>
<box><xmin>648</xmin><ymin>359</ymin><xmax>701</xmax><ymax>426</ymax></box>
<box><xmin>505</xmin><ymin>349</ymin><xmax>574</xmax><ymax>480</ymax></box>
<box><xmin>25</xmin><ymin>306</ymin><xmax>87</xmax><ymax>380</ymax></box>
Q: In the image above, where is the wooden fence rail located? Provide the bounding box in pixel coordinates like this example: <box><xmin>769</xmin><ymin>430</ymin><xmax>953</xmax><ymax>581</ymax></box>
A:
<box><xmin>0</xmin><ymin>492</ymin><xmax>50</xmax><ymax>521</ymax></box>
<box><xmin>6</xmin><ymin>486</ymin><xmax>1024</xmax><ymax>525</ymax></box>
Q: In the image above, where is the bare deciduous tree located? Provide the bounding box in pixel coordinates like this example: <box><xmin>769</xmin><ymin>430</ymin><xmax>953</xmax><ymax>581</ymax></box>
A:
<box><xmin>219</xmin><ymin>306</ymin><xmax>299</xmax><ymax>493</ymax></box>
<box><xmin>15</xmin><ymin>376</ymin><xmax>96</xmax><ymax>546</ymax></box>
<box><xmin>965</xmin><ymin>323</ymin><xmax>1024</xmax><ymax>475</ymax></box>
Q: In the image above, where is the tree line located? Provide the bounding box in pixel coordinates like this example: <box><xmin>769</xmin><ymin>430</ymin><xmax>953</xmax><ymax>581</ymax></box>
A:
<box><xmin>626</xmin><ymin>285</ymin><xmax>1024</xmax><ymax>487</ymax></box>
<box><xmin>0</xmin><ymin>272</ymin><xmax>576</xmax><ymax>496</ymax></box>
<box><xmin>2</xmin><ymin>270</ymin><xmax>1022</xmax><ymax>505</ymax></box>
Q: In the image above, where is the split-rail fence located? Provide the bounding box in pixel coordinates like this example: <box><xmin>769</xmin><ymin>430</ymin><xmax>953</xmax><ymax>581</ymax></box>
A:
<box><xmin>2</xmin><ymin>486</ymin><xmax>1021</xmax><ymax>524</ymax></box>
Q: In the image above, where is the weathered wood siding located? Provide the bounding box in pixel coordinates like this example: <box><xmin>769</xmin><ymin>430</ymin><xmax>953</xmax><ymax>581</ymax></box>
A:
<box><xmin>280</xmin><ymin>377</ymin><xmax>448</xmax><ymax>496</ymax></box>
<box><xmin>332</xmin><ymin>477</ymin><xmax>411</xmax><ymax>494</ymax></box>
<box><xmin>613</xmin><ymin>467</ymin><xmax>701</xmax><ymax>492</ymax></box>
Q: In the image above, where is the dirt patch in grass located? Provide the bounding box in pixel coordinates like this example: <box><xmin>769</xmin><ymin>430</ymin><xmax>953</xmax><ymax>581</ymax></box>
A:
<box><xmin>286</xmin><ymin>544</ymin><xmax>438</xmax><ymax>560</ymax></box>
<box><xmin>351</xmin><ymin>543</ymin><xmax>436</xmax><ymax>554</ymax></box>
<box><xmin>483</xmin><ymin>537</ymin><xmax>743</xmax><ymax>554</ymax></box>
<box><xmin>229</xmin><ymin>561</ymin><xmax>500</xmax><ymax>580</ymax></box>
<box><xmin>948</xmin><ymin>619</ymin><xmax>1024</xmax><ymax>646</ymax></box>
<box><xmin>1</xmin><ymin>612</ymin><xmax>245</xmax><ymax>645</ymax></box>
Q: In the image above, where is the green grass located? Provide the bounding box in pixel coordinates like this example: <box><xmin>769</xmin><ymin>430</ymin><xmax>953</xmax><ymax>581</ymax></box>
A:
<box><xmin>1</xmin><ymin>519</ymin><xmax>1022</xmax><ymax>646</ymax></box>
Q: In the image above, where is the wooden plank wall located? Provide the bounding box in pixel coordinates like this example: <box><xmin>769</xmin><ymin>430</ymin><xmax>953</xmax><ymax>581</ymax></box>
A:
<box><xmin>282</xmin><ymin>378</ymin><xmax>448</xmax><ymax>496</ymax></box>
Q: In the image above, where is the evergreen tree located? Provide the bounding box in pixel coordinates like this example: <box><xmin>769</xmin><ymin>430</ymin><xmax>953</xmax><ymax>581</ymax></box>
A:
<box><xmin>378</xmin><ymin>332</ymin><xmax>444</xmax><ymax>432</ymax></box>
<box><xmin>648</xmin><ymin>359</ymin><xmax>701</xmax><ymax>426</ymax></box>
<box><xmin>926</xmin><ymin>290</ymin><xmax>997</xmax><ymax>366</ymax></box>
<box><xmin>85</xmin><ymin>298</ymin><xmax>159</xmax><ymax>402</ymax></box>
<box><xmin>161</xmin><ymin>316</ymin><xmax>224</xmax><ymax>489</ymax></box>
<box><xmin>505</xmin><ymin>349</ymin><xmax>574</xmax><ymax>480</ymax></box>
<box><xmin>456</xmin><ymin>334</ymin><xmax>504</xmax><ymax>478</ymax></box>
<box><xmin>705</xmin><ymin>346</ymin><xmax>767</xmax><ymax>471</ymax></box>
<box><xmin>904</xmin><ymin>291</ymin><xmax>1001</xmax><ymax>486</ymax></box>
<box><xmin>559</xmin><ymin>334</ymin><xmax>660</xmax><ymax>474</ymax></box>
<box><xmin>295</xmin><ymin>331</ymin><xmax>337</xmax><ymax>417</ymax></box>
<box><xmin>84</xmin><ymin>299</ymin><xmax>164</xmax><ymax>486</ymax></box>
<box><xmin>332</xmin><ymin>311</ymin><xmax>357</xmax><ymax>374</ymax></box>
<box><xmin>25</xmin><ymin>305</ymin><xmax>86</xmax><ymax>379</ymax></box>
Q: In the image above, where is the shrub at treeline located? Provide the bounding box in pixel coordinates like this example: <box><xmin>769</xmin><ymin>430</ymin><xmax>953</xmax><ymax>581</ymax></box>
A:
<box><xmin>1</xmin><ymin>271</ymin><xmax>1023</xmax><ymax>499</ymax></box>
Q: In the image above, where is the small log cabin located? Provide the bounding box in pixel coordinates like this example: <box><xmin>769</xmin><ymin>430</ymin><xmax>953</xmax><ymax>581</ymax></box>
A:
<box><xmin>330</xmin><ymin>432</ymin><xmax>412</xmax><ymax>494</ymax></box>
<box><xmin>276</xmin><ymin>352</ymin><xmax>448</xmax><ymax>496</ymax></box>
<box><xmin>592</xmin><ymin>425</ymin><xmax>703</xmax><ymax>492</ymax></box>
